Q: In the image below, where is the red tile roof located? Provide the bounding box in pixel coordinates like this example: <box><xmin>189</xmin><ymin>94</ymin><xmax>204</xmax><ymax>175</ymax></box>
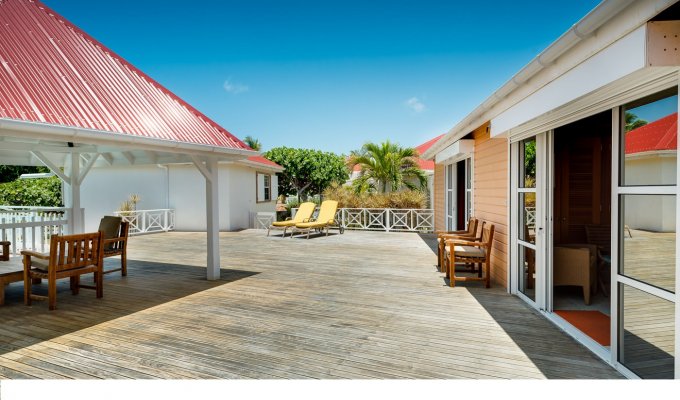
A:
<box><xmin>0</xmin><ymin>0</ymin><xmax>249</xmax><ymax>150</ymax></box>
<box><xmin>625</xmin><ymin>113</ymin><xmax>677</xmax><ymax>155</ymax></box>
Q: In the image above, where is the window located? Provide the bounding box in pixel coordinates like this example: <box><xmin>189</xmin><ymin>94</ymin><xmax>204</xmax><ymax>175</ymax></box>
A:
<box><xmin>256</xmin><ymin>172</ymin><xmax>271</xmax><ymax>202</ymax></box>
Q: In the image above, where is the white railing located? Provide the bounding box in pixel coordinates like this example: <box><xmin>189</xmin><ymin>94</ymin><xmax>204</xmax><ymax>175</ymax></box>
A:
<box><xmin>525</xmin><ymin>207</ymin><xmax>536</xmax><ymax>228</ymax></box>
<box><xmin>292</xmin><ymin>207</ymin><xmax>435</xmax><ymax>233</ymax></box>
<box><xmin>0</xmin><ymin>211</ymin><xmax>68</xmax><ymax>255</ymax></box>
<box><xmin>252</xmin><ymin>212</ymin><xmax>276</xmax><ymax>230</ymax></box>
<box><xmin>114</xmin><ymin>209</ymin><xmax>175</xmax><ymax>235</ymax></box>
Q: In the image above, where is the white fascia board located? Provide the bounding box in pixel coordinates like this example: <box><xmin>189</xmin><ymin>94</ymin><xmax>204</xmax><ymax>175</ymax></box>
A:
<box><xmin>236</xmin><ymin>159</ymin><xmax>284</xmax><ymax>172</ymax></box>
<box><xmin>0</xmin><ymin>118</ymin><xmax>257</xmax><ymax>160</ymax></box>
<box><xmin>491</xmin><ymin>25</ymin><xmax>647</xmax><ymax>137</ymax></box>
<box><xmin>435</xmin><ymin>139</ymin><xmax>474</xmax><ymax>165</ymax></box>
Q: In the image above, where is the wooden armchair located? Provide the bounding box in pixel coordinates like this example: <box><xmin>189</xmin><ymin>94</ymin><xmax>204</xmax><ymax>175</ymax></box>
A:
<box><xmin>444</xmin><ymin>224</ymin><xmax>495</xmax><ymax>288</ymax></box>
<box><xmin>22</xmin><ymin>231</ymin><xmax>104</xmax><ymax>310</ymax></box>
<box><xmin>0</xmin><ymin>240</ymin><xmax>10</xmax><ymax>261</ymax></box>
<box><xmin>98</xmin><ymin>217</ymin><xmax>130</xmax><ymax>276</ymax></box>
<box><xmin>436</xmin><ymin>218</ymin><xmax>479</xmax><ymax>272</ymax></box>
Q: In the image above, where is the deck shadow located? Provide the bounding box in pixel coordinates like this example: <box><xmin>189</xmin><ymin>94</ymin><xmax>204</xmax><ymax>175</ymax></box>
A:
<box><xmin>465</xmin><ymin>288</ymin><xmax>622</xmax><ymax>379</ymax></box>
<box><xmin>0</xmin><ymin>258</ymin><xmax>259</xmax><ymax>359</ymax></box>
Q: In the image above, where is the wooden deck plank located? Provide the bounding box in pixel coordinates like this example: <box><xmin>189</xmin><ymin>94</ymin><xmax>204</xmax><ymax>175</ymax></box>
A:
<box><xmin>0</xmin><ymin>230</ymin><xmax>621</xmax><ymax>379</ymax></box>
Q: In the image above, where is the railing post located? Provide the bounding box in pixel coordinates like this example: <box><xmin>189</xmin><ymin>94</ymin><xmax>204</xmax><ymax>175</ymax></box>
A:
<box><xmin>385</xmin><ymin>209</ymin><xmax>391</xmax><ymax>233</ymax></box>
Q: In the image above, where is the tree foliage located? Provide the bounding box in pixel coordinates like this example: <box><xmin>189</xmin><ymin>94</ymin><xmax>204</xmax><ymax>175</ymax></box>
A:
<box><xmin>0</xmin><ymin>176</ymin><xmax>63</xmax><ymax>207</ymax></box>
<box><xmin>263</xmin><ymin>147</ymin><xmax>349</xmax><ymax>199</ymax></box>
<box><xmin>625</xmin><ymin>112</ymin><xmax>648</xmax><ymax>133</ymax></box>
<box><xmin>0</xmin><ymin>165</ymin><xmax>49</xmax><ymax>183</ymax></box>
<box><xmin>243</xmin><ymin>136</ymin><xmax>262</xmax><ymax>151</ymax></box>
<box><xmin>347</xmin><ymin>141</ymin><xmax>427</xmax><ymax>193</ymax></box>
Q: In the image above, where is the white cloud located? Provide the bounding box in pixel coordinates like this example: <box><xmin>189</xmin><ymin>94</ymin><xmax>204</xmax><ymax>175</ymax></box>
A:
<box><xmin>223</xmin><ymin>79</ymin><xmax>249</xmax><ymax>94</ymax></box>
<box><xmin>405</xmin><ymin>97</ymin><xmax>425</xmax><ymax>113</ymax></box>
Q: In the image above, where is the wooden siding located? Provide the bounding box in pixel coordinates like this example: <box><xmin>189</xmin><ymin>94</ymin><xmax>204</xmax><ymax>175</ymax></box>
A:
<box><xmin>472</xmin><ymin>123</ymin><xmax>509</xmax><ymax>288</ymax></box>
<box><xmin>434</xmin><ymin>163</ymin><xmax>445</xmax><ymax>231</ymax></box>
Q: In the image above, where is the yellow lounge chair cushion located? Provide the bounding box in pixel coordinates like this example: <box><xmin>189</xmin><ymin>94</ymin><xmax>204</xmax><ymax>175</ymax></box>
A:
<box><xmin>271</xmin><ymin>220</ymin><xmax>297</xmax><ymax>227</ymax></box>
<box><xmin>295</xmin><ymin>221</ymin><xmax>331</xmax><ymax>229</ymax></box>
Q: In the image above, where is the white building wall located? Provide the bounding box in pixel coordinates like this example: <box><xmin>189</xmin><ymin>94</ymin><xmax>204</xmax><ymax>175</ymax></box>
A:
<box><xmin>80</xmin><ymin>165</ymin><xmax>167</xmax><ymax>232</ymax></box>
<box><xmin>81</xmin><ymin>162</ymin><xmax>278</xmax><ymax>233</ymax></box>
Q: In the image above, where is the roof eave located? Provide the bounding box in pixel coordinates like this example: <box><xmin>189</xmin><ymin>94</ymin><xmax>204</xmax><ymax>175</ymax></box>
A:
<box><xmin>423</xmin><ymin>0</ymin><xmax>643</xmax><ymax>161</ymax></box>
<box><xmin>0</xmin><ymin>118</ymin><xmax>257</xmax><ymax>159</ymax></box>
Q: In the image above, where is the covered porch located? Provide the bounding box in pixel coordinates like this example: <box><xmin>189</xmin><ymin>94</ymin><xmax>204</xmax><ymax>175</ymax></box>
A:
<box><xmin>0</xmin><ymin>230</ymin><xmax>620</xmax><ymax>379</ymax></box>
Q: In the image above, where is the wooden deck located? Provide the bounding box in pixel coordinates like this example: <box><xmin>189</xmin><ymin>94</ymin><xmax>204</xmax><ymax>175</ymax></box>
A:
<box><xmin>0</xmin><ymin>229</ymin><xmax>621</xmax><ymax>379</ymax></box>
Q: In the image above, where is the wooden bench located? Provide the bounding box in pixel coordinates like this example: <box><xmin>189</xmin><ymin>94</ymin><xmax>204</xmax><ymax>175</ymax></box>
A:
<box><xmin>0</xmin><ymin>258</ymin><xmax>24</xmax><ymax>306</ymax></box>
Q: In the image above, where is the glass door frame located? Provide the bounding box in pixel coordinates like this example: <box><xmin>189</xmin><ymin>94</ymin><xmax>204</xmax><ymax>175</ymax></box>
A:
<box><xmin>444</xmin><ymin>156</ymin><xmax>474</xmax><ymax>231</ymax></box>
<box><xmin>510</xmin><ymin>132</ymin><xmax>548</xmax><ymax>309</ymax></box>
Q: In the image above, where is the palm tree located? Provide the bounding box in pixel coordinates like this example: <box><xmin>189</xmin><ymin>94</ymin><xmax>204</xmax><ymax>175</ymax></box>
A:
<box><xmin>625</xmin><ymin>112</ymin><xmax>647</xmax><ymax>132</ymax></box>
<box><xmin>347</xmin><ymin>141</ymin><xmax>427</xmax><ymax>193</ymax></box>
<box><xmin>244</xmin><ymin>135</ymin><xmax>262</xmax><ymax>151</ymax></box>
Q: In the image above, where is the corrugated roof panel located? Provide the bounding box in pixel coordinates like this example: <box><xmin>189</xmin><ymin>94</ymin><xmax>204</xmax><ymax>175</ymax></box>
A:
<box><xmin>0</xmin><ymin>0</ymin><xmax>249</xmax><ymax>150</ymax></box>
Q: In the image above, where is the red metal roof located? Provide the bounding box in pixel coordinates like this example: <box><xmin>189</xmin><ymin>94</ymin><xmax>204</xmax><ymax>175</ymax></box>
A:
<box><xmin>414</xmin><ymin>134</ymin><xmax>444</xmax><ymax>170</ymax></box>
<box><xmin>247</xmin><ymin>155</ymin><xmax>282</xmax><ymax>169</ymax></box>
<box><xmin>625</xmin><ymin>113</ymin><xmax>677</xmax><ymax>154</ymax></box>
<box><xmin>0</xmin><ymin>0</ymin><xmax>249</xmax><ymax>150</ymax></box>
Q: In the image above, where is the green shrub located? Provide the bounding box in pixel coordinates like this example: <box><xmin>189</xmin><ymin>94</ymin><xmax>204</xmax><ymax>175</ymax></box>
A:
<box><xmin>0</xmin><ymin>176</ymin><xmax>63</xmax><ymax>207</ymax></box>
<box><xmin>322</xmin><ymin>183</ymin><xmax>426</xmax><ymax>209</ymax></box>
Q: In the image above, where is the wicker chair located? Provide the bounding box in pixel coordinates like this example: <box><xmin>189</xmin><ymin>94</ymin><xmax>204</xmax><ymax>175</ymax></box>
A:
<box><xmin>444</xmin><ymin>224</ymin><xmax>495</xmax><ymax>288</ymax></box>
<box><xmin>436</xmin><ymin>218</ymin><xmax>480</xmax><ymax>272</ymax></box>
<box><xmin>553</xmin><ymin>244</ymin><xmax>597</xmax><ymax>305</ymax></box>
<box><xmin>585</xmin><ymin>224</ymin><xmax>611</xmax><ymax>297</ymax></box>
<box><xmin>22</xmin><ymin>231</ymin><xmax>104</xmax><ymax>310</ymax></box>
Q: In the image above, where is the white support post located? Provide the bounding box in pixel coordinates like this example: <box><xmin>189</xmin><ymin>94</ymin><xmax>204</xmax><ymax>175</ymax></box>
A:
<box><xmin>67</xmin><ymin>152</ymin><xmax>83</xmax><ymax>234</ymax></box>
<box><xmin>193</xmin><ymin>157</ymin><xmax>221</xmax><ymax>280</ymax></box>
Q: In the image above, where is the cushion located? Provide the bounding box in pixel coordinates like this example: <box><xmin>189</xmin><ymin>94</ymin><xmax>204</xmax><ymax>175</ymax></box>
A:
<box><xmin>271</xmin><ymin>220</ymin><xmax>296</xmax><ymax>227</ymax></box>
<box><xmin>98</xmin><ymin>216</ymin><xmax>122</xmax><ymax>250</ymax></box>
<box><xmin>446</xmin><ymin>245</ymin><xmax>485</xmax><ymax>258</ymax></box>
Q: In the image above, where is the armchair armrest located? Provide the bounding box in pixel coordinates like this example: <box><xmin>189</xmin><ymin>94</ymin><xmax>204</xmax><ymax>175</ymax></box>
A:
<box><xmin>445</xmin><ymin>238</ymin><xmax>482</xmax><ymax>247</ymax></box>
<box><xmin>20</xmin><ymin>250</ymin><xmax>49</xmax><ymax>260</ymax></box>
<box><xmin>436</xmin><ymin>229</ymin><xmax>468</xmax><ymax>236</ymax></box>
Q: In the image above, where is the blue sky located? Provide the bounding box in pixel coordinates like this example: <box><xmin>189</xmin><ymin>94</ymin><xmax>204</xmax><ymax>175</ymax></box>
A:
<box><xmin>43</xmin><ymin>0</ymin><xmax>601</xmax><ymax>155</ymax></box>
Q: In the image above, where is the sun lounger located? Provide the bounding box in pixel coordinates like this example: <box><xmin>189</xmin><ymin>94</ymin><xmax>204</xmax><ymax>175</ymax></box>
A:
<box><xmin>290</xmin><ymin>200</ymin><xmax>339</xmax><ymax>239</ymax></box>
<box><xmin>268</xmin><ymin>202</ymin><xmax>316</xmax><ymax>237</ymax></box>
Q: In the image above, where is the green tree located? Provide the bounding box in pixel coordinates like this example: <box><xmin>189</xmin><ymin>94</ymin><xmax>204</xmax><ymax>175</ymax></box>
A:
<box><xmin>263</xmin><ymin>147</ymin><xmax>349</xmax><ymax>199</ymax></box>
<box><xmin>0</xmin><ymin>176</ymin><xmax>63</xmax><ymax>207</ymax></box>
<box><xmin>625</xmin><ymin>112</ymin><xmax>648</xmax><ymax>132</ymax></box>
<box><xmin>243</xmin><ymin>136</ymin><xmax>262</xmax><ymax>151</ymax></box>
<box><xmin>347</xmin><ymin>141</ymin><xmax>427</xmax><ymax>193</ymax></box>
<box><xmin>0</xmin><ymin>165</ymin><xmax>50</xmax><ymax>183</ymax></box>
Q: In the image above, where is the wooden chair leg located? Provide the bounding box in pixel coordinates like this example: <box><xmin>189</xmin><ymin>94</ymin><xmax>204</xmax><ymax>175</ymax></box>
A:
<box><xmin>0</xmin><ymin>282</ymin><xmax>5</xmax><ymax>306</ymax></box>
<box><xmin>70</xmin><ymin>276</ymin><xmax>79</xmax><ymax>295</ymax></box>
<box><xmin>96</xmin><ymin>272</ymin><xmax>103</xmax><ymax>298</ymax></box>
<box><xmin>121</xmin><ymin>249</ymin><xmax>127</xmax><ymax>277</ymax></box>
<box><xmin>485</xmin><ymin>261</ymin><xmax>491</xmax><ymax>288</ymax></box>
<box><xmin>48</xmin><ymin>277</ymin><xmax>57</xmax><ymax>310</ymax></box>
<box><xmin>24</xmin><ymin>265</ymin><xmax>32</xmax><ymax>306</ymax></box>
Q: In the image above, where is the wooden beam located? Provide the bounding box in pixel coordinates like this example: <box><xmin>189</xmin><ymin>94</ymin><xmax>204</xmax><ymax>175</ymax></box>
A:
<box><xmin>30</xmin><ymin>151</ymin><xmax>69</xmax><ymax>182</ymax></box>
<box><xmin>78</xmin><ymin>153</ymin><xmax>100</xmax><ymax>185</ymax></box>
<box><xmin>122</xmin><ymin>151</ymin><xmax>135</xmax><ymax>165</ymax></box>
<box><xmin>101</xmin><ymin>152</ymin><xmax>114</xmax><ymax>165</ymax></box>
<box><xmin>191</xmin><ymin>155</ymin><xmax>212</xmax><ymax>182</ymax></box>
<box><xmin>144</xmin><ymin>150</ymin><xmax>158</xmax><ymax>164</ymax></box>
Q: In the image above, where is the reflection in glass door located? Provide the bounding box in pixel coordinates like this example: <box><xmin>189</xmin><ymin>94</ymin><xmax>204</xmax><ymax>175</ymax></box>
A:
<box><xmin>615</xmin><ymin>89</ymin><xmax>678</xmax><ymax>379</ymax></box>
<box><xmin>515</xmin><ymin>137</ymin><xmax>539</xmax><ymax>302</ymax></box>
